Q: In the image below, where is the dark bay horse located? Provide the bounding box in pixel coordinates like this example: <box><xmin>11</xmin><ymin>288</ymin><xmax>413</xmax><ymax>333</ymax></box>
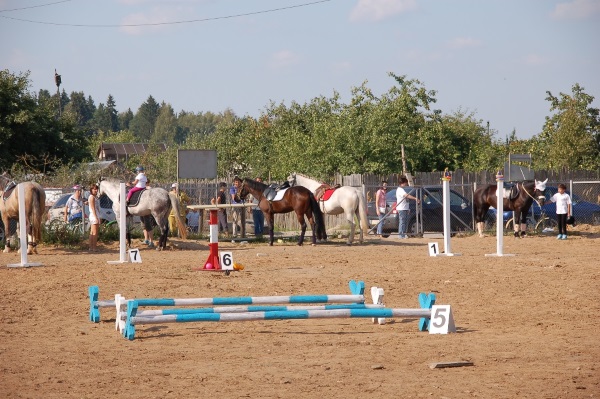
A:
<box><xmin>98</xmin><ymin>178</ymin><xmax>187</xmax><ymax>250</ymax></box>
<box><xmin>238</xmin><ymin>178</ymin><xmax>327</xmax><ymax>246</ymax></box>
<box><xmin>474</xmin><ymin>179</ymin><xmax>547</xmax><ymax>238</ymax></box>
<box><xmin>0</xmin><ymin>173</ymin><xmax>46</xmax><ymax>254</ymax></box>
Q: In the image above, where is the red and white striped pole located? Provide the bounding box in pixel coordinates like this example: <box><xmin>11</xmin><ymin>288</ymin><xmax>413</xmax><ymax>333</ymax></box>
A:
<box><xmin>200</xmin><ymin>209</ymin><xmax>220</xmax><ymax>270</ymax></box>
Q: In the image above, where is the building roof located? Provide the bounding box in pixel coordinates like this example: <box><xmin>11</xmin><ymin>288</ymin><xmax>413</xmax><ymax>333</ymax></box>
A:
<box><xmin>97</xmin><ymin>143</ymin><xmax>168</xmax><ymax>159</ymax></box>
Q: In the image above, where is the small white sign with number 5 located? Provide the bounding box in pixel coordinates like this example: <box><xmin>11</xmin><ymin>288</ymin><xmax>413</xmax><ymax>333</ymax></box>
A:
<box><xmin>429</xmin><ymin>305</ymin><xmax>456</xmax><ymax>334</ymax></box>
<box><xmin>128</xmin><ymin>248</ymin><xmax>142</xmax><ymax>263</ymax></box>
<box><xmin>220</xmin><ymin>251</ymin><xmax>234</xmax><ymax>270</ymax></box>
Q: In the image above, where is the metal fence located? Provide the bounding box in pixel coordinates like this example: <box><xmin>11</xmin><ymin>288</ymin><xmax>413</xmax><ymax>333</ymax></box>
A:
<box><xmin>40</xmin><ymin>173</ymin><xmax>600</xmax><ymax>237</ymax></box>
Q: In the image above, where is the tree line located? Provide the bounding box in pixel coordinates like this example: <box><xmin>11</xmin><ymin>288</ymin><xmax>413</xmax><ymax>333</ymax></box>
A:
<box><xmin>1</xmin><ymin>69</ymin><xmax>598</xmax><ymax>185</ymax></box>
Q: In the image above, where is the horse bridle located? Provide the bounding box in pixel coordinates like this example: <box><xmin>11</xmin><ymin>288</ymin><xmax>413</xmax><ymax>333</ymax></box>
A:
<box><xmin>519</xmin><ymin>182</ymin><xmax>544</xmax><ymax>206</ymax></box>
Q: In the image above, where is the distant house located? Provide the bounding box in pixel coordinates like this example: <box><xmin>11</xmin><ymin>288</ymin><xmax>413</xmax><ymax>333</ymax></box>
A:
<box><xmin>96</xmin><ymin>143</ymin><xmax>168</xmax><ymax>162</ymax></box>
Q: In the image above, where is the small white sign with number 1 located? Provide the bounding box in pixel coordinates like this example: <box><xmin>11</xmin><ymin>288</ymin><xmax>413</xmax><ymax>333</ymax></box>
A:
<box><xmin>128</xmin><ymin>248</ymin><xmax>142</xmax><ymax>263</ymax></box>
<box><xmin>428</xmin><ymin>242</ymin><xmax>439</xmax><ymax>256</ymax></box>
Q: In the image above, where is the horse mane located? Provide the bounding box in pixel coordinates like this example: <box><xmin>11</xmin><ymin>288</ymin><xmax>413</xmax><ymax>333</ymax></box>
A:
<box><xmin>243</xmin><ymin>177</ymin><xmax>267</xmax><ymax>191</ymax></box>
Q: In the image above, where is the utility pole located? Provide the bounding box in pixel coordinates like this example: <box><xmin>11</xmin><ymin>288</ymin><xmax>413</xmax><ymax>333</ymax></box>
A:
<box><xmin>54</xmin><ymin>69</ymin><xmax>62</xmax><ymax>117</ymax></box>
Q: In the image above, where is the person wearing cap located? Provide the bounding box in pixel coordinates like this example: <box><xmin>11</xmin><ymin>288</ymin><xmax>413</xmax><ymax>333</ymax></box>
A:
<box><xmin>126</xmin><ymin>166</ymin><xmax>148</xmax><ymax>203</ymax></box>
<box><xmin>64</xmin><ymin>184</ymin><xmax>85</xmax><ymax>224</ymax></box>
<box><xmin>168</xmin><ymin>183</ymin><xmax>190</xmax><ymax>237</ymax></box>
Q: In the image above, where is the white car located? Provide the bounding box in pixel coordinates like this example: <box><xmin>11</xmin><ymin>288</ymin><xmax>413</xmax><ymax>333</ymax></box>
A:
<box><xmin>47</xmin><ymin>192</ymin><xmax>116</xmax><ymax>224</ymax></box>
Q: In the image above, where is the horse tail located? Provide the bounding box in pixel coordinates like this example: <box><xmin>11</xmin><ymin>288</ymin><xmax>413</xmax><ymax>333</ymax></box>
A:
<box><xmin>357</xmin><ymin>189</ymin><xmax>370</xmax><ymax>234</ymax></box>
<box><xmin>31</xmin><ymin>184</ymin><xmax>45</xmax><ymax>241</ymax></box>
<box><xmin>169</xmin><ymin>194</ymin><xmax>188</xmax><ymax>240</ymax></box>
<box><xmin>309</xmin><ymin>194</ymin><xmax>327</xmax><ymax>240</ymax></box>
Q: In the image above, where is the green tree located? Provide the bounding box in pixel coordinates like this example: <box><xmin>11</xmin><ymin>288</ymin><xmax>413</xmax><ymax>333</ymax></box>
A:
<box><xmin>130</xmin><ymin>95</ymin><xmax>159</xmax><ymax>141</ymax></box>
<box><xmin>118</xmin><ymin>108</ymin><xmax>134</xmax><ymax>130</ymax></box>
<box><xmin>152</xmin><ymin>102</ymin><xmax>177</xmax><ymax>144</ymax></box>
<box><xmin>0</xmin><ymin>69</ymin><xmax>89</xmax><ymax>173</ymax></box>
<box><xmin>536</xmin><ymin>83</ymin><xmax>600</xmax><ymax>170</ymax></box>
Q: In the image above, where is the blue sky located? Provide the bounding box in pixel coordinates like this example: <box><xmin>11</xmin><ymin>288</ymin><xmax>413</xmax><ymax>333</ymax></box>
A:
<box><xmin>1</xmin><ymin>0</ymin><xmax>599</xmax><ymax>140</ymax></box>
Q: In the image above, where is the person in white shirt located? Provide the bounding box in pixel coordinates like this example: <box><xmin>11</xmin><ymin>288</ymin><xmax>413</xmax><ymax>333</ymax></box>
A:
<box><xmin>64</xmin><ymin>184</ymin><xmax>85</xmax><ymax>224</ymax></box>
<box><xmin>126</xmin><ymin>166</ymin><xmax>147</xmax><ymax>203</ymax></box>
<box><xmin>395</xmin><ymin>177</ymin><xmax>419</xmax><ymax>239</ymax></box>
<box><xmin>548</xmin><ymin>183</ymin><xmax>572</xmax><ymax>240</ymax></box>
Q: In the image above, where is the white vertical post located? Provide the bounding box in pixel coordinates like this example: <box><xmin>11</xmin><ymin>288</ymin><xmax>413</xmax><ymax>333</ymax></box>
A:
<box><xmin>7</xmin><ymin>184</ymin><xmax>43</xmax><ymax>268</ymax></box>
<box><xmin>486</xmin><ymin>171</ymin><xmax>514</xmax><ymax>257</ymax></box>
<box><xmin>435</xmin><ymin>169</ymin><xmax>460</xmax><ymax>257</ymax></box>
<box><xmin>108</xmin><ymin>183</ymin><xmax>128</xmax><ymax>264</ymax></box>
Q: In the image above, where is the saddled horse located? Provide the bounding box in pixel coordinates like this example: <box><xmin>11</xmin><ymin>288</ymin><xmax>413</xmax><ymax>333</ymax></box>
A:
<box><xmin>0</xmin><ymin>173</ymin><xmax>46</xmax><ymax>254</ymax></box>
<box><xmin>238</xmin><ymin>177</ymin><xmax>327</xmax><ymax>246</ymax></box>
<box><xmin>98</xmin><ymin>178</ymin><xmax>187</xmax><ymax>250</ymax></box>
<box><xmin>474</xmin><ymin>179</ymin><xmax>547</xmax><ymax>238</ymax></box>
<box><xmin>288</xmin><ymin>173</ymin><xmax>369</xmax><ymax>245</ymax></box>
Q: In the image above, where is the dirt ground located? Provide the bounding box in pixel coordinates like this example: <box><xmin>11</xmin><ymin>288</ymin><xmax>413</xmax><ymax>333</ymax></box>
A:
<box><xmin>1</xmin><ymin>224</ymin><xmax>599</xmax><ymax>399</ymax></box>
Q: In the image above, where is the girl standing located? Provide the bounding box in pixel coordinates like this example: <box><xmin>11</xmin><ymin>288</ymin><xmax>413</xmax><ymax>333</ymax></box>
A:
<box><xmin>88</xmin><ymin>183</ymin><xmax>101</xmax><ymax>251</ymax></box>
<box><xmin>549</xmin><ymin>183</ymin><xmax>572</xmax><ymax>240</ymax></box>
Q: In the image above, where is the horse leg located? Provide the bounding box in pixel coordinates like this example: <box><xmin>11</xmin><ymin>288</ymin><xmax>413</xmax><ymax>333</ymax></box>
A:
<box><xmin>2</xmin><ymin>216</ymin><xmax>13</xmax><ymax>253</ymax></box>
<box><xmin>520</xmin><ymin>211</ymin><xmax>528</xmax><ymax>237</ymax></box>
<box><xmin>345</xmin><ymin>209</ymin><xmax>355</xmax><ymax>246</ymax></box>
<box><xmin>355</xmin><ymin>209</ymin><xmax>364</xmax><ymax>244</ymax></box>
<box><xmin>476</xmin><ymin>204</ymin><xmax>490</xmax><ymax>237</ymax></box>
<box><xmin>306</xmin><ymin>213</ymin><xmax>317</xmax><ymax>245</ymax></box>
<box><xmin>296</xmin><ymin>211</ymin><xmax>307</xmax><ymax>246</ymax></box>
<box><xmin>26</xmin><ymin>220</ymin><xmax>35</xmax><ymax>255</ymax></box>
<box><xmin>513</xmin><ymin>210</ymin><xmax>521</xmax><ymax>238</ymax></box>
<box><xmin>267</xmin><ymin>214</ymin><xmax>275</xmax><ymax>246</ymax></box>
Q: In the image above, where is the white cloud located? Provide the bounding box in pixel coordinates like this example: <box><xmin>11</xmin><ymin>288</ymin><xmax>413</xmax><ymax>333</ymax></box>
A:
<box><xmin>551</xmin><ymin>0</ymin><xmax>600</xmax><ymax>20</ymax></box>
<box><xmin>349</xmin><ymin>0</ymin><xmax>417</xmax><ymax>22</ymax></box>
<box><xmin>268</xmin><ymin>50</ymin><xmax>301</xmax><ymax>69</ymax></box>
<box><xmin>446</xmin><ymin>37</ymin><xmax>482</xmax><ymax>49</ymax></box>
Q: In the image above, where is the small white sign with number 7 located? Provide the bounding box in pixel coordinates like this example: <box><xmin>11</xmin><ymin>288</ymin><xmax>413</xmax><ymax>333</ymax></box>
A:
<box><xmin>128</xmin><ymin>248</ymin><xmax>142</xmax><ymax>263</ymax></box>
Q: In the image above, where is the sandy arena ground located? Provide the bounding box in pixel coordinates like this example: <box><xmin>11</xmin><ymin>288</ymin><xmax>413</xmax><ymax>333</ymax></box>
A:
<box><xmin>1</xmin><ymin>225</ymin><xmax>599</xmax><ymax>399</ymax></box>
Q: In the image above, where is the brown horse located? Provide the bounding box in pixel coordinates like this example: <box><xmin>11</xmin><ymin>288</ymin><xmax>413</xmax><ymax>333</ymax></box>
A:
<box><xmin>238</xmin><ymin>178</ymin><xmax>327</xmax><ymax>246</ymax></box>
<box><xmin>473</xmin><ymin>179</ymin><xmax>547</xmax><ymax>238</ymax></box>
<box><xmin>0</xmin><ymin>173</ymin><xmax>46</xmax><ymax>254</ymax></box>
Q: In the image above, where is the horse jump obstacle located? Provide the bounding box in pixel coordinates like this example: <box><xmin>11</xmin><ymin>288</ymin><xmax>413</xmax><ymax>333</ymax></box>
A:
<box><xmin>89</xmin><ymin>281</ymin><xmax>454</xmax><ymax>340</ymax></box>
<box><xmin>485</xmin><ymin>171</ymin><xmax>514</xmax><ymax>257</ymax></box>
<box><xmin>89</xmin><ymin>280</ymin><xmax>368</xmax><ymax>324</ymax></box>
<box><xmin>435</xmin><ymin>170</ymin><xmax>461</xmax><ymax>257</ymax></box>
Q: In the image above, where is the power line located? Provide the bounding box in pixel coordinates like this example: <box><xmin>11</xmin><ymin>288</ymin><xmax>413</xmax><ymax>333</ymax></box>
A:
<box><xmin>0</xmin><ymin>0</ymin><xmax>72</xmax><ymax>13</ymax></box>
<box><xmin>0</xmin><ymin>0</ymin><xmax>332</xmax><ymax>27</ymax></box>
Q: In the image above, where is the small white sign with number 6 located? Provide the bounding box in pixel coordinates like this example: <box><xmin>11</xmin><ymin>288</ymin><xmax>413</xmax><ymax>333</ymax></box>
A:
<box><xmin>428</xmin><ymin>305</ymin><xmax>456</xmax><ymax>334</ymax></box>
<box><xmin>220</xmin><ymin>251</ymin><xmax>234</xmax><ymax>270</ymax></box>
<box><xmin>128</xmin><ymin>248</ymin><xmax>142</xmax><ymax>263</ymax></box>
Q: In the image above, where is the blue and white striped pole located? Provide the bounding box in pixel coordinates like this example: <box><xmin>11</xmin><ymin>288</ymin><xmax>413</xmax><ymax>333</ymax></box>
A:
<box><xmin>124</xmin><ymin>304</ymin><xmax>432</xmax><ymax>340</ymax></box>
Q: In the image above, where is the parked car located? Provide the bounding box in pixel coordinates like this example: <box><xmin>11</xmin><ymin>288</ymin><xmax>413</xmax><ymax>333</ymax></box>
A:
<box><xmin>47</xmin><ymin>192</ymin><xmax>116</xmax><ymax>224</ymax></box>
<box><xmin>491</xmin><ymin>186</ymin><xmax>600</xmax><ymax>229</ymax></box>
<box><xmin>367</xmin><ymin>186</ymin><xmax>479</xmax><ymax>237</ymax></box>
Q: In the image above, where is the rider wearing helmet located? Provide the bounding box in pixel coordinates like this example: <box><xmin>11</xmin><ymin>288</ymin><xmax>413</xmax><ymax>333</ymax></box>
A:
<box><xmin>126</xmin><ymin>166</ymin><xmax>148</xmax><ymax>203</ymax></box>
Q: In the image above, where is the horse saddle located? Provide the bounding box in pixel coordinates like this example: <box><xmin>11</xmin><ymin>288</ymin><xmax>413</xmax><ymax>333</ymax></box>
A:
<box><xmin>127</xmin><ymin>188</ymin><xmax>146</xmax><ymax>207</ymax></box>
<box><xmin>508</xmin><ymin>185</ymin><xmax>520</xmax><ymax>201</ymax></box>
<box><xmin>2</xmin><ymin>181</ymin><xmax>17</xmax><ymax>201</ymax></box>
<box><xmin>264</xmin><ymin>182</ymin><xmax>290</xmax><ymax>202</ymax></box>
<box><xmin>315</xmin><ymin>183</ymin><xmax>340</xmax><ymax>201</ymax></box>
